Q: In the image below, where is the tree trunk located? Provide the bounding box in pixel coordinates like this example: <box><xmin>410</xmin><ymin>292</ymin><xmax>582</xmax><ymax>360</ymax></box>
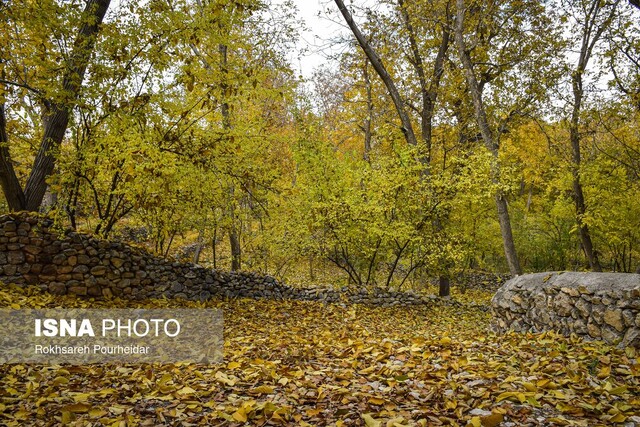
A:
<box><xmin>219</xmin><ymin>41</ymin><xmax>242</xmax><ymax>271</ymax></box>
<box><xmin>495</xmin><ymin>193</ymin><xmax>522</xmax><ymax>275</ymax></box>
<box><xmin>212</xmin><ymin>226</ymin><xmax>218</xmax><ymax>269</ymax></box>
<box><xmin>0</xmin><ymin>103</ymin><xmax>25</xmax><ymax>210</ymax></box>
<box><xmin>193</xmin><ymin>231</ymin><xmax>204</xmax><ymax>264</ymax></box>
<box><xmin>0</xmin><ymin>0</ymin><xmax>111</xmax><ymax>212</ymax></box>
<box><xmin>362</xmin><ymin>62</ymin><xmax>373</xmax><ymax>162</ymax></box>
<box><xmin>439</xmin><ymin>276</ymin><xmax>450</xmax><ymax>298</ymax></box>
<box><xmin>230</xmin><ymin>226</ymin><xmax>241</xmax><ymax>271</ymax></box>
<box><xmin>566</xmin><ymin>0</ymin><xmax>618</xmax><ymax>272</ymax></box>
<box><xmin>334</xmin><ymin>0</ymin><xmax>418</xmax><ymax>147</ymax></box>
<box><xmin>455</xmin><ymin>0</ymin><xmax>522</xmax><ymax>276</ymax></box>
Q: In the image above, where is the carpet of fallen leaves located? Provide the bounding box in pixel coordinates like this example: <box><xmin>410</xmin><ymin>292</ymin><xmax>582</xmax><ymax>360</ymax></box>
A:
<box><xmin>1</xmin><ymin>284</ymin><xmax>639</xmax><ymax>427</ymax></box>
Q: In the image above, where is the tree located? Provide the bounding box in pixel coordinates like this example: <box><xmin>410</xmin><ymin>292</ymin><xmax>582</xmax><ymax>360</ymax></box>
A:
<box><xmin>333</xmin><ymin>0</ymin><xmax>461</xmax><ymax>295</ymax></box>
<box><xmin>454</xmin><ymin>0</ymin><xmax>564</xmax><ymax>276</ymax></box>
<box><xmin>454</xmin><ymin>0</ymin><xmax>520</xmax><ymax>275</ymax></box>
<box><xmin>0</xmin><ymin>0</ymin><xmax>111</xmax><ymax>212</ymax></box>
<box><xmin>562</xmin><ymin>0</ymin><xmax>623</xmax><ymax>271</ymax></box>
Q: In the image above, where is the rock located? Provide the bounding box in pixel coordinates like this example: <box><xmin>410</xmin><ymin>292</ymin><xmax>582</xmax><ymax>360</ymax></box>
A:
<box><xmin>90</xmin><ymin>266</ymin><xmax>108</xmax><ymax>276</ymax></box>
<box><xmin>87</xmin><ymin>286</ymin><xmax>102</xmax><ymax>297</ymax></box>
<box><xmin>111</xmin><ymin>257</ymin><xmax>125</xmax><ymax>268</ymax></box>
<box><xmin>554</xmin><ymin>292</ymin><xmax>574</xmax><ymax>317</ymax></box>
<box><xmin>52</xmin><ymin>254</ymin><xmax>67</xmax><ymax>265</ymax></box>
<box><xmin>622</xmin><ymin>310</ymin><xmax>635</xmax><ymax>327</ymax></box>
<box><xmin>587</xmin><ymin>322</ymin><xmax>601</xmax><ymax>338</ymax></box>
<box><xmin>7</xmin><ymin>251</ymin><xmax>25</xmax><ymax>264</ymax></box>
<box><xmin>623</xmin><ymin>328</ymin><xmax>640</xmax><ymax>348</ymax></box>
<box><xmin>24</xmin><ymin>245</ymin><xmax>42</xmax><ymax>255</ymax></box>
<box><xmin>73</xmin><ymin>265</ymin><xmax>90</xmax><ymax>274</ymax></box>
<box><xmin>604</xmin><ymin>309</ymin><xmax>624</xmax><ymax>332</ymax></box>
<box><xmin>574</xmin><ymin>298</ymin><xmax>591</xmax><ymax>317</ymax></box>
<box><xmin>49</xmin><ymin>283</ymin><xmax>67</xmax><ymax>295</ymax></box>
<box><xmin>117</xmin><ymin>279</ymin><xmax>131</xmax><ymax>289</ymax></box>
<box><xmin>561</xmin><ymin>286</ymin><xmax>580</xmax><ymax>297</ymax></box>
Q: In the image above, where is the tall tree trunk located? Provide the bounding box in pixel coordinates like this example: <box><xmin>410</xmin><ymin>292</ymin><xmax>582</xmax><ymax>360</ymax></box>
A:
<box><xmin>455</xmin><ymin>0</ymin><xmax>522</xmax><ymax>276</ymax></box>
<box><xmin>569</xmin><ymin>97</ymin><xmax>602</xmax><ymax>271</ymax></box>
<box><xmin>334</xmin><ymin>0</ymin><xmax>418</xmax><ymax>147</ymax></box>
<box><xmin>219</xmin><ymin>42</ymin><xmax>242</xmax><ymax>271</ymax></box>
<box><xmin>0</xmin><ymin>0</ymin><xmax>111</xmax><ymax>212</ymax></box>
<box><xmin>566</xmin><ymin>0</ymin><xmax>618</xmax><ymax>272</ymax></box>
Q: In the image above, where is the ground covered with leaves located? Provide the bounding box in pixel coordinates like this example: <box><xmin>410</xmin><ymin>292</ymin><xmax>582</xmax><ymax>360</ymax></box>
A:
<box><xmin>1</xmin><ymin>285</ymin><xmax>639</xmax><ymax>427</ymax></box>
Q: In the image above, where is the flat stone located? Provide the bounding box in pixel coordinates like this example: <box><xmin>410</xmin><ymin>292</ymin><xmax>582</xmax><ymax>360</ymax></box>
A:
<box><xmin>117</xmin><ymin>279</ymin><xmax>131</xmax><ymax>289</ymax></box>
<box><xmin>49</xmin><ymin>283</ymin><xmax>67</xmax><ymax>295</ymax></box>
<box><xmin>111</xmin><ymin>257</ymin><xmax>125</xmax><ymax>268</ymax></box>
<box><xmin>73</xmin><ymin>265</ymin><xmax>90</xmax><ymax>274</ymax></box>
<box><xmin>604</xmin><ymin>309</ymin><xmax>624</xmax><ymax>332</ymax></box>
<box><xmin>57</xmin><ymin>265</ymin><xmax>74</xmax><ymax>274</ymax></box>
<box><xmin>24</xmin><ymin>245</ymin><xmax>42</xmax><ymax>255</ymax></box>
<box><xmin>90</xmin><ymin>266</ymin><xmax>108</xmax><ymax>276</ymax></box>
<box><xmin>561</xmin><ymin>286</ymin><xmax>580</xmax><ymax>297</ymax></box>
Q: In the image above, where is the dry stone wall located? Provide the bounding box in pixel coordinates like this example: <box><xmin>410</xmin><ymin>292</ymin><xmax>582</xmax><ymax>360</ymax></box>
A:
<box><xmin>0</xmin><ymin>213</ymin><xmax>434</xmax><ymax>307</ymax></box>
<box><xmin>492</xmin><ymin>272</ymin><xmax>640</xmax><ymax>347</ymax></box>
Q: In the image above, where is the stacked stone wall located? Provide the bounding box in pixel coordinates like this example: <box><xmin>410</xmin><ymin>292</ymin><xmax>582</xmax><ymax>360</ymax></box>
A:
<box><xmin>492</xmin><ymin>272</ymin><xmax>640</xmax><ymax>347</ymax></box>
<box><xmin>0</xmin><ymin>213</ymin><xmax>433</xmax><ymax>307</ymax></box>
